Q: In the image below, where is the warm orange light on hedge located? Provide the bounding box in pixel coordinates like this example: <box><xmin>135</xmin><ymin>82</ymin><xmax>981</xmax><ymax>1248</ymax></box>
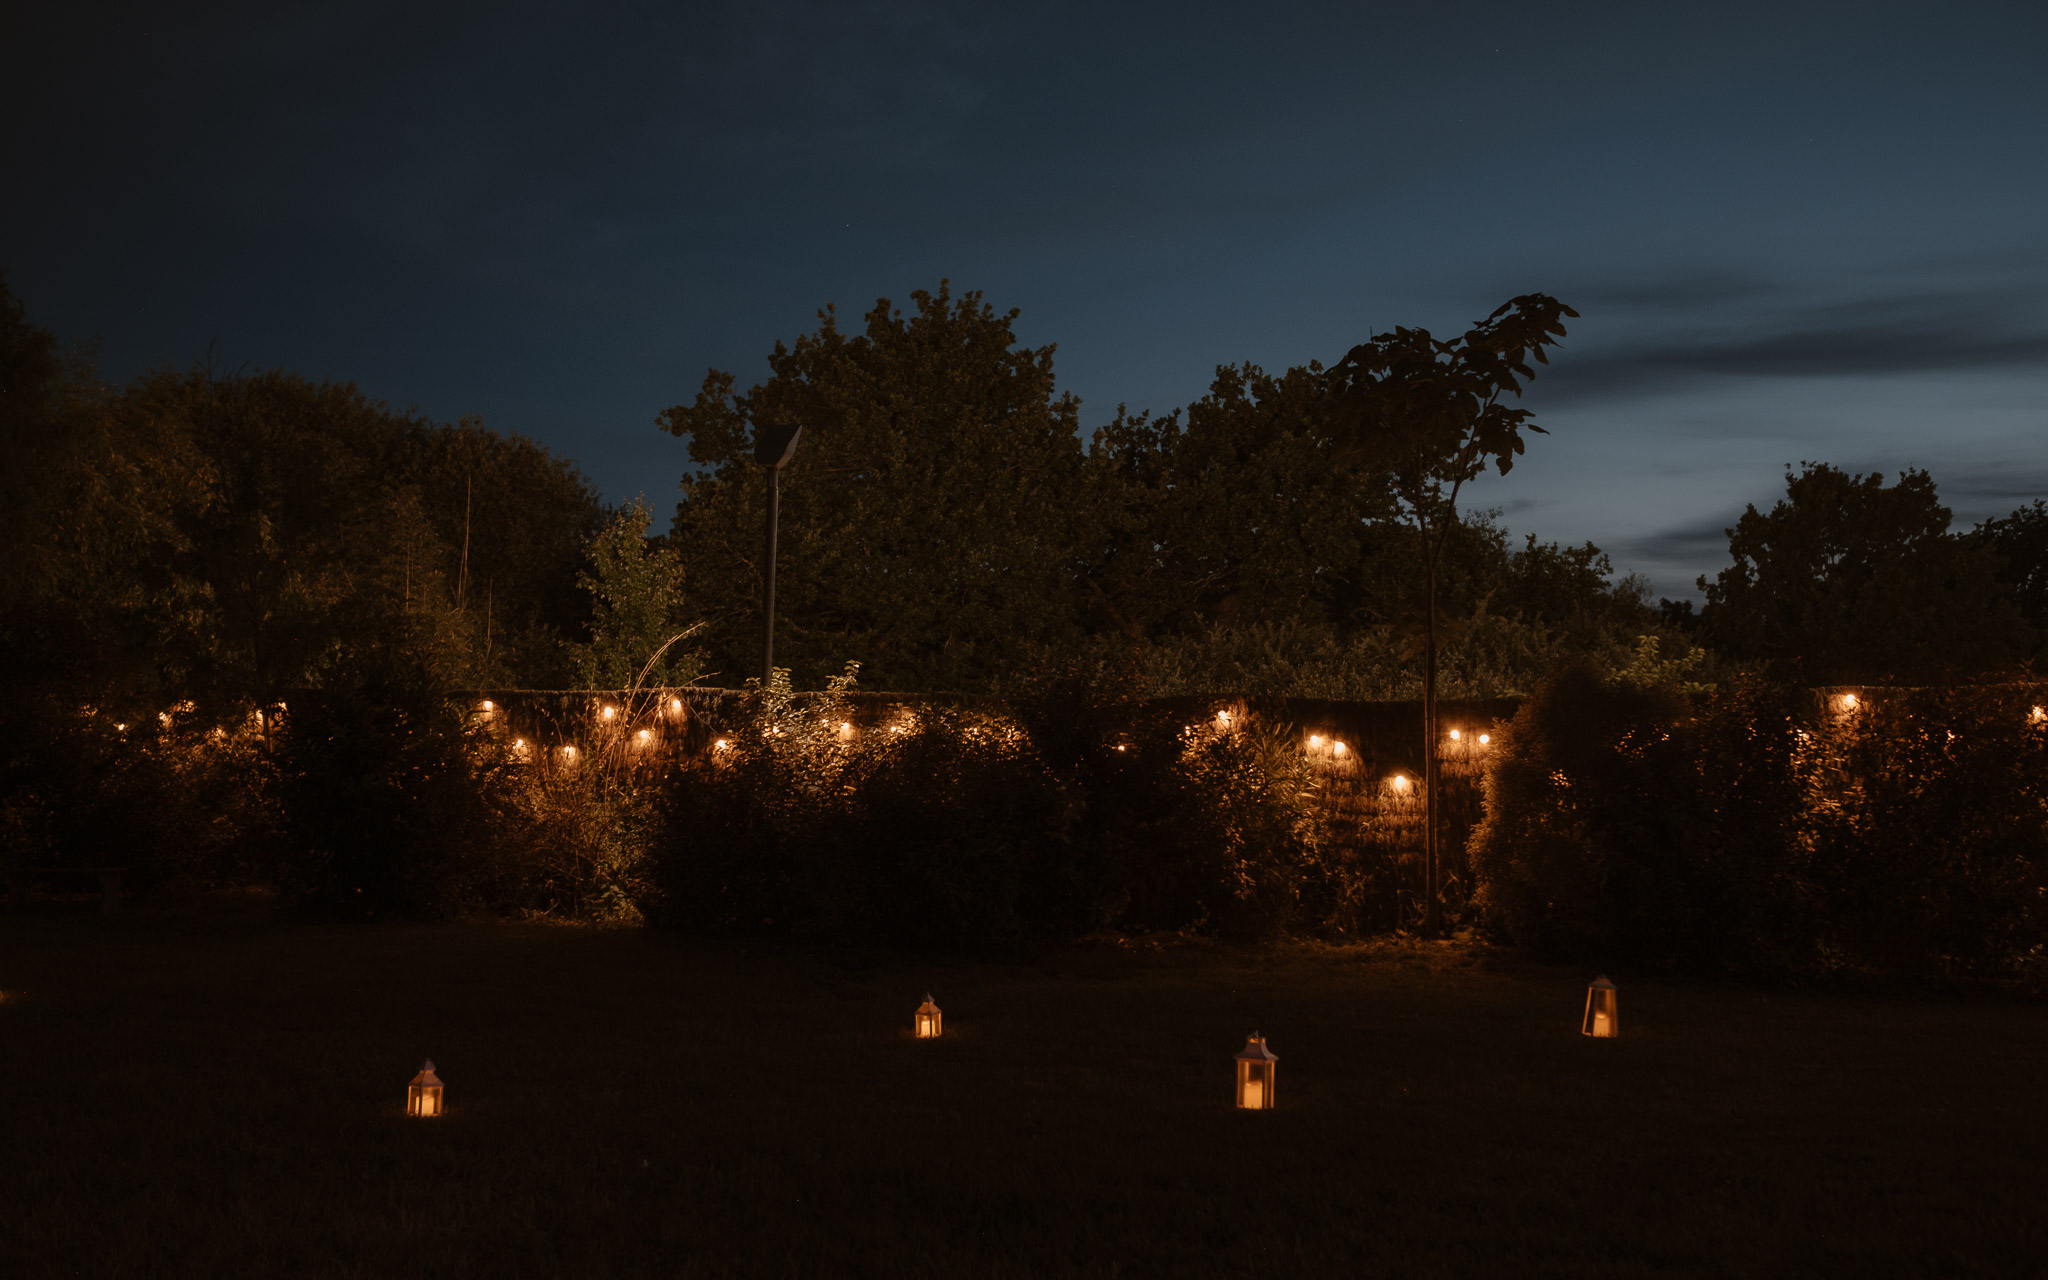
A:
<box><xmin>1582</xmin><ymin>976</ymin><xmax>1618</xmax><ymax>1038</ymax></box>
<box><xmin>1390</xmin><ymin>773</ymin><xmax>1409</xmax><ymax>791</ymax></box>
<box><xmin>714</xmin><ymin>738</ymin><xmax>731</xmax><ymax>751</ymax></box>
<box><xmin>1215</xmin><ymin>710</ymin><xmax>1232</xmax><ymax>728</ymax></box>
<box><xmin>407</xmin><ymin>1060</ymin><xmax>445</xmax><ymax>1117</ymax></box>
<box><xmin>1235</xmin><ymin>1034</ymin><xmax>1277</xmax><ymax>1110</ymax></box>
<box><xmin>600</xmin><ymin>706</ymin><xmax>616</xmax><ymax>721</ymax></box>
<box><xmin>1449</xmin><ymin>728</ymin><xmax>1461</xmax><ymax>740</ymax></box>
<box><xmin>670</xmin><ymin>698</ymin><xmax>683</xmax><ymax>714</ymax></box>
<box><xmin>1478</xmin><ymin>733</ymin><xmax>1491</xmax><ymax>745</ymax></box>
<box><xmin>915</xmin><ymin>995</ymin><xmax>942</xmax><ymax>1039</ymax></box>
<box><xmin>2031</xmin><ymin>705</ymin><xmax>2045</xmax><ymax>725</ymax></box>
<box><xmin>479</xmin><ymin>700</ymin><xmax>495</xmax><ymax>713</ymax></box>
<box><xmin>1308</xmin><ymin>734</ymin><xmax>1323</xmax><ymax>748</ymax></box>
<box><xmin>1333</xmin><ymin>741</ymin><xmax>1348</xmax><ymax>756</ymax></box>
<box><xmin>636</xmin><ymin>729</ymin><xmax>652</xmax><ymax>745</ymax></box>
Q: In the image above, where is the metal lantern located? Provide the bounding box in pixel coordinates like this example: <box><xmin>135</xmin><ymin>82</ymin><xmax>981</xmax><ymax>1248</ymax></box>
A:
<box><xmin>915</xmin><ymin>994</ymin><xmax>942</xmax><ymax>1039</ymax></box>
<box><xmin>1235</xmin><ymin>1034</ymin><xmax>1277</xmax><ymax>1110</ymax></box>
<box><xmin>1582</xmin><ymin>976</ymin><xmax>1619</xmax><ymax>1038</ymax></box>
<box><xmin>407</xmin><ymin>1059</ymin><xmax>445</xmax><ymax>1117</ymax></box>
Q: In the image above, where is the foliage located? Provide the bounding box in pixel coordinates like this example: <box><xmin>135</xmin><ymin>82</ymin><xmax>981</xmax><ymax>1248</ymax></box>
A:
<box><xmin>1608</xmin><ymin>634</ymin><xmax>1714</xmax><ymax>695</ymax></box>
<box><xmin>643</xmin><ymin>662</ymin><xmax>1332</xmax><ymax>947</ymax></box>
<box><xmin>1084</xmin><ymin>363</ymin><xmax>1394</xmax><ymax>639</ymax></box>
<box><xmin>659</xmin><ymin>282</ymin><xmax>1095</xmax><ymax>690</ymax></box>
<box><xmin>1801</xmin><ymin>687</ymin><xmax>2048</xmax><ymax>985</ymax></box>
<box><xmin>564</xmin><ymin>497</ymin><xmax>703</xmax><ymax>690</ymax></box>
<box><xmin>1699</xmin><ymin>463</ymin><xmax>2030</xmax><ymax>682</ymax></box>
<box><xmin>1974</xmin><ymin>499</ymin><xmax>2048</xmax><ymax>657</ymax></box>
<box><xmin>1470</xmin><ymin>665</ymin><xmax>1807</xmax><ymax>974</ymax></box>
<box><xmin>1473</xmin><ymin>665</ymin><xmax>2048</xmax><ymax>986</ymax></box>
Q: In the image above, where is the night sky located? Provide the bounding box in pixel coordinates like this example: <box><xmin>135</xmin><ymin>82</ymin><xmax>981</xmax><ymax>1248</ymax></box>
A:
<box><xmin>8</xmin><ymin>1</ymin><xmax>2046</xmax><ymax>601</ymax></box>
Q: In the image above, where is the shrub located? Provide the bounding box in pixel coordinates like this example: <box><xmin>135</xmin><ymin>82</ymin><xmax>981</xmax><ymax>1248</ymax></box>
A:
<box><xmin>1801</xmin><ymin>687</ymin><xmax>2048</xmax><ymax>985</ymax></box>
<box><xmin>1470</xmin><ymin>664</ymin><xmax>1806</xmax><ymax>974</ymax></box>
<box><xmin>642</xmin><ymin>664</ymin><xmax>1332</xmax><ymax>947</ymax></box>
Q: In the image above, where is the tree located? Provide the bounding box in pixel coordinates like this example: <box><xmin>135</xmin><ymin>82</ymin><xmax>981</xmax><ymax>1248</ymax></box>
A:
<box><xmin>565</xmin><ymin>497</ymin><xmax>703</xmax><ymax>689</ymax></box>
<box><xmin>658</xmin><ymin>282</ymin><xmax>1094</xmax><ymax>690</ymax></box>
<box><xmin>1698</xmin><ymin>463</ymin><xmax>2029</xmax><ymax>683</ymax></box>
<box><xmin>1975</xmin><ymin>500</ymin><xmax>2048</xmax><ymax>657</ymax></box>
<box><xmin>1085</xmin><ymin>362</ymin><xmax>1397</xmax><ymax>643</ymax></box>
<box><xmin>1318</xmin><ymin>294</ymin><xmax>1578</xmax><ymax>934</ymax></box>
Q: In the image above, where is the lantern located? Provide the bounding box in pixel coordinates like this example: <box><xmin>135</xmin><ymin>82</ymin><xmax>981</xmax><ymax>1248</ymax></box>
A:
<box><xmin>1582</xmin><ymin>976</ymin><xmax>1619</xmax><ymax>1038</ymax></box>
<box><xmin>1235</xmin><ymin>1034</ymin><xmax>1277</xmax><ymax>1110</ymax></box>
<box><xmin>407</xmin><ymin>1060</ymin><xmax>445</xmax><ymax>1117</ymax></box>
<box><xmin>914</xmin><ymin>994</ymin><xmax>942</xmax><ymax>1039</ymax></box>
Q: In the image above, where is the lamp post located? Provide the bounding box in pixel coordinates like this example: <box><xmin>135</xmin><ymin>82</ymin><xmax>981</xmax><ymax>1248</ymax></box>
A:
<box><xmin>754</xmin><ymin>423</ymin><xmax>802</xmax><ymax>684</ymax></box>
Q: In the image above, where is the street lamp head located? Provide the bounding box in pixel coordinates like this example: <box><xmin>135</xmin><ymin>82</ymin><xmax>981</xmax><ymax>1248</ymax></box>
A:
<box><xmin>754</xmin><ymin>422</ymin><xmax>802</xmax><ymax>469</ymax></box>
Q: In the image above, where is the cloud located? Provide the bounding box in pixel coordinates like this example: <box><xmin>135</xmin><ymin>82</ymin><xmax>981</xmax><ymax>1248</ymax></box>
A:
<box><xmin>1539</xmin><ymin>275</ymin><xmax>2048</xmax><ymax>407</ymax></box>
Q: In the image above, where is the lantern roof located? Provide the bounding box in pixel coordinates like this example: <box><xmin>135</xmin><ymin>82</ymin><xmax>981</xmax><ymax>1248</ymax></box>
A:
<box><xmin>1589</xmin><ymin>975</ymin><xmax>1615</xmax><ymax>990</ymax></box>
<box><xmin>1236</xmin><ymin>1034</ymin><xmax>1277</xmax><ymax>1063</ymax></box>
<box><xmin>410</xmin><ymin>1060</ymin><xmax>443</xmax><ymax>1087</ymax></box>
<box><xmin>916</xmin><ymin>994</ymin><xmax>940</xmax><ymax>1014</ymax></box>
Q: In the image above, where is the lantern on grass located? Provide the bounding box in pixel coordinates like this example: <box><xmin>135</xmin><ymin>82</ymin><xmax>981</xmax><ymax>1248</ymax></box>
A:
<box><xmin>407</xmin><ymin>1060</ymin><xmax>445</xmax><ymax>1116</ymax></box>
<box><xmin>915</xmin><ymin>994</ymin><xmax>942</xmax><ymax>1039</ymax></box>
<box><xmin>1235</xmin><ymin>1034</ymin><xmax>1277</xmax><ymax>1110</ymax></box>
<box><xmin>1582</xmin><ymin>976</ymin><xmax>1618</xmax><ymax>1038</ymax></box>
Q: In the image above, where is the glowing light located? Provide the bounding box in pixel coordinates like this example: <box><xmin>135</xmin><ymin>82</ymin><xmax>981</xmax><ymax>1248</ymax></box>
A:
<box><xmin>1582</xmin><ymin>976</ymin><xmax>1619</xmax><ymax>1038</ymax></box>
<box><xmin>1333</xmin><ymin>741</ymin><xmax>1348</xmax><ymax>757</ymax></box>
<box><xmin>1842</xmin><ymin>694</ymin><xmax>1858</xmax><ymax>709</ymax></box>
<box><xmin>1449</xmin><ymin>728</ymin><xmax>1461</xmax><ymax>741</ymax></box>
<box><xmin>1116</xmin><ymin>744</ymin><xmax>1128</xmax><ymax>752</ymax></box>
<box><xmin>513</xmin><ymin>738</ymin><xmax>525</xmax><ymax>748</ymax></box>
<box><xmin>2031</xmin><ymin>706</ymin><xmax>2045</xmax><ymax>725</ymax></box>
<box><xmin>670</xmin><ymin>698</ymin><xmax>683</xmax><ymax>714</ymax></box>
<box><xmin>1215</xmin><ymin>710</ymin><xmax>1232</xmax><ymax>728</ymax></box>
<box><xmin>915</xmin><ymin>994</ymin><xmax>942</xmax><ymax>1039</ymax></box>
<box><xmin>1390</xmin><ymin>773</ymin><xmax>1408</xmax><ymax>791</ymax></box>
<box><xmin>115</xmin><ymin>723</ymin><xmax>128</xmax><ymax>732</ymax></box>
<box><xmin>601</xmin><ymin>706</ymin><xmax>616</xmax><ymax>721</ymax></box>
<box><xmin>479</xmin><ymin>700</ymin><xmax>494</xmax><ymax>712</ymax></box>
<box><xmin>714</xmin><ymin>738</ymin><xmax>731</xmax><ymax>751</ymax></box>
<box><xmin>1308</xmin><ymin>734</ymin><xmax>1323</xmax><ymax>748</ymax></box>
<box><xmin>1478</xmin><ymin>733</ymin><xmax>1490</xmax><ymax>745</ymax></box>
<box><xmin>636</xmin><ymin>729</ymin><xmax>651</xmax><ymax>743</ymax></box>
<box><xmin>561</xmin><ymin>746</ymin><xmax>578</xmax><ymax>758</ymax></box>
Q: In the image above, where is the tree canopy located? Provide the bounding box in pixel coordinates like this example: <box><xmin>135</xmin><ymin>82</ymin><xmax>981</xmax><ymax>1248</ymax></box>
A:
<box><xmin>659</xmin><ymin>282</ymin><xmax>1095</xmax><ymax>690</ymax></box>
<box><xmin>1699</xmin><ymin>463</ymin><xmax>2032</xmax><ymax>683</ymax></box>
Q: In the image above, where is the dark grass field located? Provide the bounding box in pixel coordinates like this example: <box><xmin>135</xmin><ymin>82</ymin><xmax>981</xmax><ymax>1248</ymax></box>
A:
<box><xmin>3</xmin><ymin>908</ymin><xmax>2045</xmax><ymax>1278</ymax></box>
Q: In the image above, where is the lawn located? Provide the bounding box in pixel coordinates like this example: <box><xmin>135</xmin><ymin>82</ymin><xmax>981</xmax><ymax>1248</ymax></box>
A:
<box><xmin>3</xmin><ymin>907</ymin><xmax>2044</xmax><ymax>1278</ymax></box>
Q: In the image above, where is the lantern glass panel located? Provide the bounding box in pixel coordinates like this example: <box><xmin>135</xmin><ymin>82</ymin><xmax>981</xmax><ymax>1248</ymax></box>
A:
<box><xmin>1234</xmin><ymin>1035</ymin><xmax>1278</xmax><ymax>1109</ymax></box>
<box><xmin>1581</xmin><ymin>977</ymin><xmax>1619</xmax><ymax>1038</ymax></box>
<box><xmin>915</xmin><ymin>995</ymin><xmax>942</xmax><ymax>1039</ymax></box>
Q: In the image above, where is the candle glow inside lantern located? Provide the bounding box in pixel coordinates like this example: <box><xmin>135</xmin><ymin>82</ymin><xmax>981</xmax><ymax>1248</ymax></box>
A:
<box><xmin>1582</xmin><ymin>975</ymin><xmax>1619</xmax><ymax>1038</ymax></box>
<box><xmin>915</xmin><ymin>994</ymin><xmax>942</xmax><ymax>1039</ymax></box>
<box><xmin>1235</xmin><ymin>1034</ymin><xmax>1277</xmax><ymax>1110</ymax></box>
<box><xmin>407</xmin><ymin>1060</ymin><xmax>445</xmax><ymax>1117</ymax></box>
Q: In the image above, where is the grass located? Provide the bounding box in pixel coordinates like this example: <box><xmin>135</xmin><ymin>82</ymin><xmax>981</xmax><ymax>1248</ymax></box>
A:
<box><xmin>3</xmin><ymin>908</ymin><xmax>2044</xmax><ymax>1278</ymax></box>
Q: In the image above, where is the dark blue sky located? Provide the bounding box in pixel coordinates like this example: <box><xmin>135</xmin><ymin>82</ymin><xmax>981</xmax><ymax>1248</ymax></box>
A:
<box><xmin>8</xmin><ymin>1</ymin><xmax>2046</xmax><ymax>600</ymax></box>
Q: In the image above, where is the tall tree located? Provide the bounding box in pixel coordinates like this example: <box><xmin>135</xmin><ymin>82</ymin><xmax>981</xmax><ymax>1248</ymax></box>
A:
<box><xmin>1699</xmin><ymin>463</ymin><xmax>2029</xmax><ymax>682</ymax></box>
<box><xmin>659</xmin><ymin>283</ymin><xmax>1094</xmax><ymax>690</ymax></box>
<box><xmin>1318</xmin><ymin>294</ymin><xmax>1577</xmax><ymax>934</ymax></box>
<box><xmin>565</xmin><ymin>497</ymin><xmax>703</xmax><ymax>689</ymax></box>
<box><xmin>1086</xmin><ymin>362</ymin><xmax>1397</xmax><ymax>642</ymax></box>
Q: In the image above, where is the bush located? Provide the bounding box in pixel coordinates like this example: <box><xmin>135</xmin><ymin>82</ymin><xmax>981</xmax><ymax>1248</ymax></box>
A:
<box><xmin>270</xmin><ymin>682</ymin><xmax>501</xmax><ymax>917</ymax></box>
<box><xmin>1470</xmin><ymin>664</ymin><xmax>1806</xmax><ymax>974</ymax></box>
<box><xmin>642</xmin><ymin>664</ymin><xmax>1331</xmax><ymax>947</ymax></box>
<box><xmin>1473</xmin><ymin>665</ymin><xmax>2047</xmax><ymax>986</ymax></box>
<box><xmin>1802</xmin><ymin>687</ymin><xmax>2048</xmax><ymax>985</ymax></box>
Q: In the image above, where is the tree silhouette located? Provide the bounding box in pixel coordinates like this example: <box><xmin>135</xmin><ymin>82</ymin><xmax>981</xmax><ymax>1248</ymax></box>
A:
<box><xmin>1319</xmin><ymin>294</ymin><xmax>1577</xmax><ymax>934</ymax></box>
